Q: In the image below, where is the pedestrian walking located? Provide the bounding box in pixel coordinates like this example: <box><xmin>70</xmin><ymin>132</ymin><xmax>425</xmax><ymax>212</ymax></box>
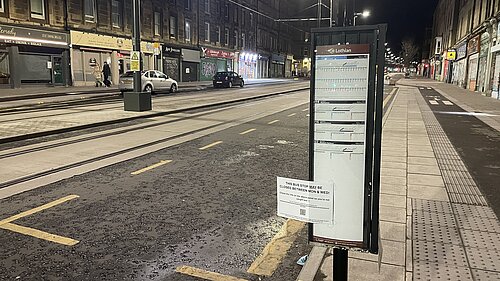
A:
<box><xmin>92</xmin><ymin>62</ymin><xmax>103</xmax><ymax>87</ymax></box>
<box><xmin>102</xmin><ymin>61</ymin><xmax>111</xmax><ymax>87</ymax></box>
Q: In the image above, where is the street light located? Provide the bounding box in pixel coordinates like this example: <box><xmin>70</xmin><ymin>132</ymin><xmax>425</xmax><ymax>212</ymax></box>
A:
<box><xmin>353</xmin><ymin>10</ymin><xmax>370</xmax><ymax>26</ymax></box>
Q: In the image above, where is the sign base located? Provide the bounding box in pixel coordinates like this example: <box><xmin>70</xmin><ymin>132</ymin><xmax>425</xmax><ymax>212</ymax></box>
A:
<box><xmin>124</xmin><ymin>92</ymin><xmax>152</xmax><ymax>112</ymax></box>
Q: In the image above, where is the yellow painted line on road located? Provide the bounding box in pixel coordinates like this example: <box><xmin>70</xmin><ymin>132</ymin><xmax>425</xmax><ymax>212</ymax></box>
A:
<box><xmin>247</xmin><ymin>219</ymin><xmax>306</xmax><ymax>276</ymax></box>
<box><xmin>239</xmin><ymin>128</ymin><xmax>257</xmax><ymax>135</ymax></box>
<box><xmin>176</xmin><ymin>266</ymin><xmax>248</xmax><ymax>281</ymax></box>
<box><xmin>131</xmin><ymin>160</ymin><xmax>172</xmax><ymax>175</ymax></box>
<box><xmin>199</xmin><ymin>141</ymin><xmax>223</xmax><ymax>150</ymax></box>
<box><xmin>0</xmin><ymin>223</ymin><xmax>79</xmax><ymax>246</ymax></box>
<box><xmin>383</xmin><ymin>87</ymin><xmax>398</xmax><ymax>108</ymax></box>
<box><xmin>0</xmin><ymin>195</ymin><xmax>79</xmax><ymax>226</ymax></box>
<box><xmin>287</xmin><ymin>113</ymin><xmax>296</xmax><ymax>117</ymax></box>
<box><xmin>267</xmin><ymin>120</ymin><xmax>280</xmax><ymax>125</ymax></box>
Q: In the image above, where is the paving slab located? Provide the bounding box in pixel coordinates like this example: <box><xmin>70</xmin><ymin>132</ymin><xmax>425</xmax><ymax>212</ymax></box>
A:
<box><xmin>407</xmin><ymin>185</ymin><xmax>448</xmax><ymax>201</ymax></box>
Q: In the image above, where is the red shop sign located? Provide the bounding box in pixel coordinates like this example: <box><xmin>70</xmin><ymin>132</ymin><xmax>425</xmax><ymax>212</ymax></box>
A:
<box><xmin>204</xmin><ymin>48</ymin><xmax>235</xmax><ymax>59</ymax></box>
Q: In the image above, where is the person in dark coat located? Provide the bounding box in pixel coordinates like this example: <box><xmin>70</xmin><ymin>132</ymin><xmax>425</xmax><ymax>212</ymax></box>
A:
<box><xmin>102</xmin><ymin>61</ymin><xmax>111</xmax><ymax>87</ymax></box>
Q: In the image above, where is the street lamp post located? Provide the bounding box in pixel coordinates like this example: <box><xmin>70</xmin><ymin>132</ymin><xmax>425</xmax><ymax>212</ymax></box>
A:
<box><xmin>123</xmin><ymin>0</ymin><xmax>152</xmax><ymax>111</ymax></box>
<box><xmin>353</xmin><ymin>10</ymin><xmax>370</xmax><ymax>26</ymax></box>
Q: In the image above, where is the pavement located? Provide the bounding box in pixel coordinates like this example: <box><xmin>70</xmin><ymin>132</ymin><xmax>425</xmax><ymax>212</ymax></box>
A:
<box><xmin>298</xmin><ymin>77</ymin><xmax>500</xmax><ymax>281</ymax></box>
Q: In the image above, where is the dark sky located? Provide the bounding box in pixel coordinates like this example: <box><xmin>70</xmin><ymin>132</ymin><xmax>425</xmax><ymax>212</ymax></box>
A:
<box><xmin>355</xmin><ymin>0</ymin><xmax>438</xmax><ymax>53</ymax></box>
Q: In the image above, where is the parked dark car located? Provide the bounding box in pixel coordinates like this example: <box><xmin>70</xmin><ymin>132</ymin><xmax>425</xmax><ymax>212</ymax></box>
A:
<box><xmin>213</xmin><ymin>71</ymin><xmax>245</xmax><ymax>88</ymax></box>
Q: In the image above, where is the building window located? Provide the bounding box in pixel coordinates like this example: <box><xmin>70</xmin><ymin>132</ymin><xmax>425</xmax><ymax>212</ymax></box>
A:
<box><xmin>224</xmin><ymin>4</ymin><xmax>229</xmax><ymax>18</ymax></box>
<box><xmin>154</xmin><ymin>12</ymin><xmax>161</xmax><ymax>36</ymax></box>
<box><xmin>204</xmin><ymin>22</ymin><xmax>210</xmax><ymax>42</ymax></box>
<box><xmin>241</xmin><ymin>33</ymin><xmax>245</xmax><ymax>49</ymax></box>
<box><xmin>234</xmin><ymin>30</ymin><xmax>238</xmax><ymax>48</ymax></box>
<box><xmin>0</xmin><ymin>0</ymin><xmax>4</xmax><ymax>13</ymax></box>
<box><xmin>216</xmin><ymin>26</ymin><xmax>221</xmax><ymax>44</ymax></box>
<box><xmin>225</xmin><ymin>28</ymin><xmax>229</xmax><ymax>45</ymax></box>
<box><xmin>205</xmin><ymin>0</ymin><xmax>210</xmax><ymax>13</ymax></box>
<box><xmin>250</xmin><ymin>13</ymin><xmax>254</xmax><ymax>26</ymax></box>
<box><xmin>185</xmin><ymin>19</ymin><xmax>191</xmax><ymax>42</ymax></box>
<box><xmin>185</xmin><ymin>0</ymin><xmax>191</xmax><ymax>10</ymax></box>
<box><xmin>111</xmin><ymin>0</ymin><xmax>122</xmax><ymax>28</ymax></box>
<box><xmin>84</xmin><ymin>0</ymin><xmax>96</xmax><ymax>22</ymax></box>
<box><xmin>30</xmin><ymin>0</ymin><xmax>45</xmax><ymax>19</ymax></box>
<box><xmin>170</xmin><ymin>16</ymin><xmax>177</xmax><ymax>38</ymax></box>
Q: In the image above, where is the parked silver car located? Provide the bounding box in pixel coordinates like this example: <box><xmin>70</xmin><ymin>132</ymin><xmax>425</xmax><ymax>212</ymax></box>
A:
<box><xmin>119</xmin><ymin>70</ymin><xmax>178</xmax><ymax>94</ymax></box>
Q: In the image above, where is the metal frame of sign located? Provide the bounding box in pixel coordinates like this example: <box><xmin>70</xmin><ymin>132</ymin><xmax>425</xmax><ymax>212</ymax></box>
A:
<box><xmin>308</xmin><ymin>25</ymin><xmax>386</xmax><ymax>253</ymax></box>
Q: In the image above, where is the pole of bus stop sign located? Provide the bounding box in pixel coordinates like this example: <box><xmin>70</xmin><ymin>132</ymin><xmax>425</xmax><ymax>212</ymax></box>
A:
<box><xmin>333</xmin><ymin>248</ymin><xmax>348</xmax><ymax>280</ymax></box>
<box><xmin>124</xmin><ymin>0</ymin><xmax>152</xmax><ymax>111</ymax></box>
<box><xmin>132</xmin><ymin>0</ymin><xmax>141</xmax><ymax>94</ymax></box>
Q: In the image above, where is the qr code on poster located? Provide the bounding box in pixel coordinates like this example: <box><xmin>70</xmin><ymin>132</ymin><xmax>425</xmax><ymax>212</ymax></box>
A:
<box><xmin>300</xmin><ymin>208</ymin><xmax>306</xmax><ymax>216</ymax></box>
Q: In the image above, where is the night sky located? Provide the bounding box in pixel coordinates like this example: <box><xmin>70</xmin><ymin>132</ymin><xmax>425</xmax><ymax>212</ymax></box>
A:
<box><xmin>355</xmin><ymin>0</ymin><xmax>438</xmax><ymax>53</ymax></box>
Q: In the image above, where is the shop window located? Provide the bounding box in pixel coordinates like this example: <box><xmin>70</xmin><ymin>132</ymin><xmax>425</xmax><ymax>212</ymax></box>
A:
<box><xmin>84</xmin><ymin>0</ymin><xmax>96</xmax><ymax>22</ymax></box>
<box><xmin>0</xmin><ymin>52</ymin><xmax>9</xmax><ymax>84</ymax></box>
<box><xmin>154</xmin><ymin>12</ymin><xmax>161</xmax><ymax>36</ymax></box>
<box><xmin>169</xmin><ymin>16</ymin><xmax>177</xmax><ymax>38</ymax></box>
<box><xmin>112</xmin><ymin>0</ymin><xmax>122</xmax><ymax>28</ymax></box>
<box><xmin>205</xmin><ymin>0</ymin><xmax>210</xmax><ymax>14</ymax></box>
<box><xmin>216</xmin><ymin>26</ymin><xmax>220</xmax><ymax>44</ymax></box>
<box><xmin>185</xmin><ymin>19</ymin><xmax>191</xmax><ymax>43</ymax></box>
<box><xmin>30</xmin><ymin>0</ymin><xmax>45</xmax><ymax>19</ymax></box>
<box><xmin>204</xmin><ymin>22</ymin><xmax>210</xmax><ymax>42</ymax></box>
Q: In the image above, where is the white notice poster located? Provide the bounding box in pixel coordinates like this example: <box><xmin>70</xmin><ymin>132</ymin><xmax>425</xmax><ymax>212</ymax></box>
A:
<box><xmin>277</xmin><ymin>177</ymin><xmax>333</xmax><ymax>224</ymax></box>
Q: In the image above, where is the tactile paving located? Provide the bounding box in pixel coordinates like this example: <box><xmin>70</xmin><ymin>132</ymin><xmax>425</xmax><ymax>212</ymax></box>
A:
<box><xmin>466</xmin><ymin>247</ymin><xmax>500</xmax><ymax>271</ymax></box>
<box><xmin>412</xmin><ymin>198</ymin><xmax>452</xmax><ymax>214</ymax></box>
<box><xmin>471</xmin><ymin>269</ymin><xmax>500</xmax><ymax>281</ymax></box>
<box><xmin>456</xmin><ymin>216</ymin><xmax>500</xmax><ymax>233</ymax></box>
<box><xmin>461</xmin><ymin>229</ymin><xmax>500</xmax><ymax>251</ymax></box>
<box><xmin>413</xmin><ymin>260</ymin><xmax>472</xmax><ymax>281</ymax></box>
<box><xmin>453</xmin><ymin>204</ymin><xmax>498</xmax><ymax>219</ymax></box>
<box><xmin>413</xmin><ymin>210</ymin><xmax>457</xmax><ymax>228</ymax></box>
<box><xmin>413</xmin><ymin>240</ymin><xmax>468</xmax><ymax>267</ymax></box>
<box><xmin>413</xmin><ymin>223</ymin><xmax>461</xmax><ymax>245</ymax></box>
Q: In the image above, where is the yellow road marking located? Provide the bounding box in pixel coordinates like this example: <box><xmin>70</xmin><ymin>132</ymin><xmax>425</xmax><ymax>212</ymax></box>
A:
<box><xmin>176</xmin><ymin>266</ymin><xmax>248</xmax><ymax>281</ymax></box>
<box><xmin>131</xmin><ymin>160</ymin><xmax>172</xmax><ymax>175</ymax></box>
<box><xmin>0</xmin><ymin>195</ymin><xmax>79</xmax><ymax>226</ymax></box>
<box><xmin>199</xmin><ymin>141</ymin><xmax>223</xmax><ymax>150</ymax></box>
<box><xmin>247</xmin><ymin>219</ymin><xmax>306</xmax><ymax>276</ymax></box>
<box><xmin>383</xmin><ymin>87</ymin><xmax>398</xmax><ymax>108</ymax></box>
<box><xmin>0</xmin><ymin>223</ymin><xmax>79</xmax><ymax>246</ymax></box>
<box><xmin>267</xmin><ymin>120</ymin><xmax>280</xmax><ymax>124</ymax></box>
<box><xmin>239</xmin><ymin>128</ymin><xmax>256</xmax><ymax>135</ymax></box>
<box><xmin>287</xmin><ymin>113</ymin><xmax>296</xmax><ymax>117</ymax></box>
<box><xmin>302</xmin><ymin>108</ymin><xmax>309</xmax><ymax>112</ymax></box>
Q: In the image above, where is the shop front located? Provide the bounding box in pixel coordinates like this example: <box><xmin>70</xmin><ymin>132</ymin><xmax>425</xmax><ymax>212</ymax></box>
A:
<box><xmin>181</xmin><ymin>48</ymin><xmax>200</xmax><ymax>82</ymax></box>
<box><xmin>285</xmin><ymin>55</ymin><xmax>293</xmax><ymax>78</ymax></box>
<box><xmin>257</xmin><ymin>54</ymin><xmax>269</xmax><ymax>78</ymax></box>
<box><xmin>70</xmin><ymin>31</ymin><xmax>159</xmax><ymax>86</ymax></box>
<box><xmin>238</xmin><ymin>51</ymin><xmax>257</xmax><ymax>79</ymax></box>
<box><xmin>200</xmin><ymin>48</ymin><xmax>234</xmax><ymax>81</ymax></box>
<box><xmin>467</xmin><ymin>35</ymin><xmax>480</xmax><ymax>91</ymax></box>
<box><xmin>270</xmin><ymin>54</ymin><xmax>285</xmax><ymax>78</ymax></box>
<box><xmin>451</xmin><ymin>41</ymin><xmax>467</xmax><ymax>88</ymax></box>
<box><xmin>477</xmin><ymin>32</ymin><xmax>490</xmax><ymax>92</ymax></box>
<box><xmin>0</xmin><ymin>24</ymin><xmax>70</xmax><ymax>88</ymax></box>
<box><xmin>163</xmin><ymin>46</ymin><xmax>181</xmax><ymax>81</ymax></box>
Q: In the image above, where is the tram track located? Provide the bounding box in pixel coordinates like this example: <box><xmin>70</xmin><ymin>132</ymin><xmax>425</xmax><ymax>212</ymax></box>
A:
<box><xmin>0</xmin><ymin>87</ymin><xmax>308</xmax><ymax>191</ymax></box>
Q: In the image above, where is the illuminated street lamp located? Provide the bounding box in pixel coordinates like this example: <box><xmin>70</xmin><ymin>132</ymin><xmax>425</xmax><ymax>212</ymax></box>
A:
<box><xmin>353</xmin><ymin>10</ymin><xmax>370</xmax><ymax>26</ymax></box>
